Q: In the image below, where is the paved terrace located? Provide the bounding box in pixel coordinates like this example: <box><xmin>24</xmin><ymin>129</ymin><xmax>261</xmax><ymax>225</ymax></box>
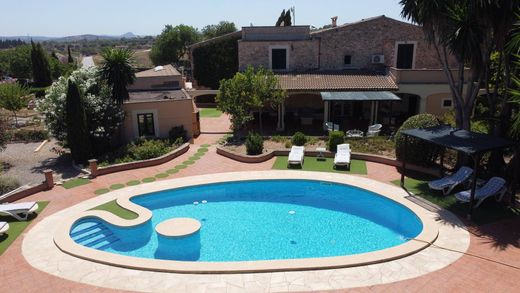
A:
<box><xmin>0</xmin><ymin>115</ymin><xmax>519</xmax><ymax>292</ymax></box>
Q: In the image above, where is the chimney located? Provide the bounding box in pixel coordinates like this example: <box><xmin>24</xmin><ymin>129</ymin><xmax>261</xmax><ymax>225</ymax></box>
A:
<box><xmin>331</xmin><ymin>16</ymin><xmax>338</xmax><ymax>27</ymax></box>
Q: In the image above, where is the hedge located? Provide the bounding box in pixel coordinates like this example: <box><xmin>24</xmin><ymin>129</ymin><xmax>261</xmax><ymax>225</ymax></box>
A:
<box><xmin>192</xmin><ymin>36</ymin><xmax>239</xmax><ymax>89</ymax></box>
<box><xmin>395</xmin><ymin>114</ymin><xmax>442</xmax><ymax>167</ymax></box>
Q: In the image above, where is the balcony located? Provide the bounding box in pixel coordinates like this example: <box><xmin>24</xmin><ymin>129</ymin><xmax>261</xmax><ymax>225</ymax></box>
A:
<box><xmin>389</xmin><ymin>67</ymin><xmax>472</xmax><ymax>84</ymax></box>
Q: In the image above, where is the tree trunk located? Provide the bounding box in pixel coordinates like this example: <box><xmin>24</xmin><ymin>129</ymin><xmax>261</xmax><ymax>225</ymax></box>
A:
<box><xmin>258</xmin><ymin>108</ymin><xmax>263</xmax><ymax>134</ymax></box>
<box><xmin>12</xmin><ymin>111</ymin><xmax>18</xmax><ymax>127</ymax></box>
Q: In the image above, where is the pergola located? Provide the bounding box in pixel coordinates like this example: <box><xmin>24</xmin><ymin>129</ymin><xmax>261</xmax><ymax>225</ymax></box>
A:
<box><xmin>400</xmin><ymin>124</ymin><xmax>515</xmax><ymax>219</ymax></box>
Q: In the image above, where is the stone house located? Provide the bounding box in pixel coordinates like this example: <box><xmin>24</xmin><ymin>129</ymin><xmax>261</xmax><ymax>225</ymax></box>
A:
<box><xmin>191</xmin><ymin>15</ymin><xmax>468</xmax><ymax>134</ymax></box>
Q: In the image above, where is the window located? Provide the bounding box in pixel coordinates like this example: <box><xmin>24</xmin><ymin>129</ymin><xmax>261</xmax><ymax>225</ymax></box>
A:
<box><xmin>137</xmin><ymin>113</ymin><xmax>155</xmax><ymax>137</ymax></box>
<box><xmin>271</xmin><ymin>48</ymin><xmax>287</xmax><ymax>70</ymax></box>
<box><xmin>442</xmin><ymin>99</ymin><xmax>453</xmax><ymax>108</ymax></box>
<box><xmin>344</xmin><ymin>55</ymin><xmax>352</xmax><ymax>66</ymax></box>
<box><xmin>396</xmin><ymin>43</ymin><xmax>415</xmax><ymax>69</ymax></box>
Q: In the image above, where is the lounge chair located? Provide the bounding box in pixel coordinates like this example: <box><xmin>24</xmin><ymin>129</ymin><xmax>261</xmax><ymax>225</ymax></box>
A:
<box><xmin>455</xmin><ymin>177</ymin><xmax>507</xmax><ymax>208</ymax></box>
<box><xmin>428</xmin><ymin>166</ymin><xmax>473</xmax><ymax>195</ymax></box>
<box><xmin>0</xmin><ymin>221</ymin><xmax>9</xmax><ymax>236</ymax></box>
<box><xmin>334</xmin><ymin>144</ymin><xmax>351</xmax><ymax>169</ymax></box>
<box><xmin>367</xmin><ymin>124</ymin><xmax>382</xmax><ymax>137</ymax></box>
<box><xmin>0</xmin><ymin>202</ymin><xmax>39</xmax><ymax>221</ymax></box>
<box><xmin>288</xmin><ymin>146</ymin><xmax>305</xmax><ymax>167</ymax></box>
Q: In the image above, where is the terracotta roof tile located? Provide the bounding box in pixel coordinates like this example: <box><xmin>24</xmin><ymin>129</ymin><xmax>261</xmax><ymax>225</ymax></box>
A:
<box><xmin>276</xmin><ymin>71</ymin><xmax>398</xmax><ymax>91</ymax></box>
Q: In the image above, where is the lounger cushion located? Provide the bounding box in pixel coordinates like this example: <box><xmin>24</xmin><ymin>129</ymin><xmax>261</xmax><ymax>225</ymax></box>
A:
<box><xmin>455</xmin><ymin>177</ymin><xmax>506</xmax><ymax>202</ymax></box>
<box><xmin>0</xmin><ymin>202</ymin><xmax>37</xmax><ymax>213</ymax></box>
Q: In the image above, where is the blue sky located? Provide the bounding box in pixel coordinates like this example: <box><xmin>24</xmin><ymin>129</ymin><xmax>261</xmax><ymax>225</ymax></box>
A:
<box><xmin>0</xmin><ymin>0</ymin><xmax>405</xmax><ymax>37</ymax></box>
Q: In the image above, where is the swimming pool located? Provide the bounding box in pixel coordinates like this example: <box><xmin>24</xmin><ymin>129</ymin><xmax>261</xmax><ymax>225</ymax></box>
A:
<box><xmin>56</xmin><ymin>172</ymin><xmax>437</xmax><ymax>272</ymax></box>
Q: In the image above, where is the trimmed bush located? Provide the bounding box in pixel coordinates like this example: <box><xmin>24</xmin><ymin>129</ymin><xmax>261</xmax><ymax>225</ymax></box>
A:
<box><xmin>395</xmin><ymin>114</ymin><xmax>441</xmax><ymax>166</ymax></box>
<box><xmin>168</xmin><ymin>125</ymin><xmax>188</xmax><ymax>143</ymax></box>
<box><xmin>328</xmin><ymin>131</ymin><xmax>345</xmax><ymax>152</ymax></box>
<box><xmin>291</xmin><ymin>132</ymin><xmax>307</xmax><ymax>146</ymax></box>
<box><xmin>245</xmin><ymin>132</ymin><xmax>264</xmax><ymax>155</ymax></box>
<box><xmin>127</xmin><ymin>139</ymin><xmax>171</xmax><ymax>161</ymax></box>
<box><xmin>0</xmin><ymin>176</ymin><xmax>20</xmax><ymax>195</ymax></box>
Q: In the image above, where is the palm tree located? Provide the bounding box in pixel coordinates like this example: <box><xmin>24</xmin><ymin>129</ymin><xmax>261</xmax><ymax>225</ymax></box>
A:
<box><xmin>98</xmin><ymin>48</ymin><xmax>136</xmax><ymax>104</ymax></box>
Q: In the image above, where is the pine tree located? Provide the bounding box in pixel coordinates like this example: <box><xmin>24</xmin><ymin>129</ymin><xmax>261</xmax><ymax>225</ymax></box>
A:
<box><xmin>67</xmin><ymin>45</ymin><xmax>74</xmax><ymax>63</ymax></box>
<box><xmin>65</xmin><ymin>79</ymin><xmax>92</xmax><ymax>164</ymax></box>
<box><xmin>30</xmin><ymin>41</ymin><xmax>52</xmax><ymax>86</ymax></box>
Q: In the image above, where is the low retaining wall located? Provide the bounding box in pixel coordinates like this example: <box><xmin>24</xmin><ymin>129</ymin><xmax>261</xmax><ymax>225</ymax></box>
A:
<box><xmin>89</xmin><ymin>143</ymin><xmax>190</xmax><ymax>178</ymax></box>
<box><xmin>0</xmin><ymin>170</ymin><xmax>54</xmax><ymax>203</ymax></box>
<box><xmin>216</xmin><ymin>146</ymin><xmax>441</xmax><ymax>177</ymax></box>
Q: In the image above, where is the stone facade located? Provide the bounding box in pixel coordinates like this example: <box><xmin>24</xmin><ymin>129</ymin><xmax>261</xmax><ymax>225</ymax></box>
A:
<box><xmin>238</xmin><ymin>16</ymin><xmax>457</xmax><ymax>72</ymax></box>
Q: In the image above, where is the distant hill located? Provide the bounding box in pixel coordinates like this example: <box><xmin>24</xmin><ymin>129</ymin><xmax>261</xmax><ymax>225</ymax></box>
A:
<box><xmin>0</xmin><ymin>32</ymin><xmax>141</xmax><ymax>42</ymax></box>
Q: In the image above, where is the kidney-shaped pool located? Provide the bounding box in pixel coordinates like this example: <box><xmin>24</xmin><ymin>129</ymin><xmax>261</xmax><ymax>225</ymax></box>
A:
<box><xmin>69</xmin><ymin>179</ymin><xmax>425</xmax><ymax>263</ymax></box>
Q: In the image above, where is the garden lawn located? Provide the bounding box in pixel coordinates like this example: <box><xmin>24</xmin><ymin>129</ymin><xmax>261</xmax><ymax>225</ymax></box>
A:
<box><xmin>392</xmin><ymin>178</ymin><xmax>520</xmax><ymax>225</ymax></box>
<box><xmin>90</xmin><ymin>200</ymin><xmax>137</xmax><ymax>220</ymax></box>
<box><xmin>272</xmin><ymin>156</ymin><xmax>367</xmax><ymax>175</ymax></box>
<box><xmin>62</xmin><ymin>178</ymin><xmax>91</xmax><ymax>189</ymax></box>
<box><xmin>0</xmin><ymin>201</ymin><xmax>49</xmax><ymax>255</ymax></box>
<box><xmin>199</xmin><ymin>108</ymin><xmax>222</xmax><ymax>118</ymax></box>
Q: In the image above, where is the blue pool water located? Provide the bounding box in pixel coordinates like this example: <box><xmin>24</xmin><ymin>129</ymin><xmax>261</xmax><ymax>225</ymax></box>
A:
<box><xmin>70</xmin><ymin>180</ymin><xmax>423</xmax><ymax>262</ymax></box>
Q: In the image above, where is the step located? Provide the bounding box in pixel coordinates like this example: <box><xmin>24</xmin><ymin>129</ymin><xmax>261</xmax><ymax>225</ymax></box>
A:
<box><xmin>73</xmin><ymin>228</ymin><xmax>112</xmax><ymax>243</ymax></box>
<box><xmin>80</xmin><ymin>232</ymin><xmax>115</xmax><ymax>247</ymax></box>
<box><xmin>92</xmin><ymin>237</ymin><xmax>120</xmax><ymax>250</ymax></box>
<box><xmin>70</xmin><ymin>222</ymin><xmax>103</xmax><ymax>237</ymax></box>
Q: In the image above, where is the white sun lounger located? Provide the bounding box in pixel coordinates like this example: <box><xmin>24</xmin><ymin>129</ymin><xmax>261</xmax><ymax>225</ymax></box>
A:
<box><xmin>428</xmin><ymin>166</ymin><xmax>473</xmax><ymax>195</ymax></box>
<box><xmin>0</xmin><ymin>221</ymin><xmax>9</xmax><ymax>235</ymax></box>
<box><xmin>288</xmin><ymin>146</ymin><xmax>305</xmax><ymax>167</ymax></box>
<box><xmin>334</xmin><ymin>144</ymin><xmax>351</xmax><ymax>168</ymax></box>
<box><xmin>0</xmin><ymin>202</ymin><xmax>39</xmax><ymax>221</ymax></box>
<box><xmin>455</xmin><ymin>177</ymin><xmax>507</xmax><ymax>208</ymax></box>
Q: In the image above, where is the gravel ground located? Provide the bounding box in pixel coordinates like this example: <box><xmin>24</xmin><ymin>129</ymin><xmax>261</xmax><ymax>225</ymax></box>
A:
<box><xmin>0</xmin><ymin>139</ymin><xmax>81</xmax><ymax>185</ymax></box>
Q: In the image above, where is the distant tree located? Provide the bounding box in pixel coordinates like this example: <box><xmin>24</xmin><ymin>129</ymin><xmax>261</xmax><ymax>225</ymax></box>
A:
<box><xmin>67</xmin><ymin>45</ymin><xmax>74</xmax><ymax>63</ymax></box>
<box><xmin>98</xmin><ymin>48</ymin><xmax>136</xmax><ymax>103</ymax></box>
<box><xmin>0</xmin><ymin>114</ymin><xmax>8</xmax><ymax>151</ymax></box>
<box><xmin>150</xmin><ymin>24</ymin><xmax>201</xmax><ymax>65</ymax></box>
<box><xmin>30</xmin><ymin>41</ymin><xmax>52</xmax><ymax>86</ymax></box>
<box><xmin>201</xmin><ymin>21</ymin><xmax>237</xmax><ymax>39</ymax></box>
<box><xmin>0</xmin><ymin>45</ymin><xmax>32</xmax><ymax>78</ymax></box>
<box><xmin>275</xmin><ymin>9</ymin><xmax>292</xmax><ymax>26</ymax></box>
<box><xmin>51</xmin><ymin>51</ymin><xmax>59</xmax><ymax>60</ymax></box>
<box><xmin>0</xmin><ymin>83</ymin><xmax>29</xmax><ymax>127</ymax></box>
<box><xmin>217</xmin><ymin>66</ymin><xmax>285</xmax><ymax>135</ymax></box>
<box><xmin>65</xmin><ymin>79</ymin><xmax>92</xmax><ymax>163</ymax></box>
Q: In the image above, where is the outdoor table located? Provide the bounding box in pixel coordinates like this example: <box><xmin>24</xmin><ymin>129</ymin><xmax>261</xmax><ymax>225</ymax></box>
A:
<box><xmin>316</xmin><ymin>147</ymin><xmax>326</xmax><ymax>161</ymax></box>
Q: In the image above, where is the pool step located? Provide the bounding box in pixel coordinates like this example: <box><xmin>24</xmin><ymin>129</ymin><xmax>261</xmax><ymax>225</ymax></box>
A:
<box><xmin>71</xmin><ymin>221</ymin><xmax>119</xmax><ymax>250</ymax></box>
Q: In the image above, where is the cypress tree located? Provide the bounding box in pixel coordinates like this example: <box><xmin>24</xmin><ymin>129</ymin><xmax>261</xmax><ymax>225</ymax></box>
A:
<box><xmin>284</xmin><ymin>10</ymin><xmax>292</xmax><ymax>26</ymax></box>
<box><xmin>30</xmin><ymin>41</ymin><xmax>52</xmax><ymax>86</ymax></box>
<box><xmin>67</xmin><ymin>45</ymin><xmax>74</xmax><ymax>63</ymax></box>
<box><xmin>275</xmin><ymin>9</ymin><xmax>286</xmax><ymax>26</ymax></box>
<box><xmin>65</xmin><ymin>79</ymin><xmax>92</xmax><ymax>164</ymax></box>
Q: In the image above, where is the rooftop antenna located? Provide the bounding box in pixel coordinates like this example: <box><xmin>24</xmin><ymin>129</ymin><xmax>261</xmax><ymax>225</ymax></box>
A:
<box><xmin>290</xmin><ymin>6</ymin><xmax>295</xmax><ymax>25</ymax></box>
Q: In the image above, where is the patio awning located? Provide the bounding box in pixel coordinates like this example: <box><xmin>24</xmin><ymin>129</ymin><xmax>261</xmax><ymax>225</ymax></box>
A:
<box><xmin>320</xmin><ymin>91</ymin><xmax>401</xmax><ymax>101</ymax></box>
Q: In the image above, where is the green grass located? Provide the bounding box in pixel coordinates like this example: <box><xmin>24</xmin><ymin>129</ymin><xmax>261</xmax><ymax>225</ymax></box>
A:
<box><xmin>175</xmin><ymin>164</ymin><xmax>188</xmax><ymax>170</ymax></box>
<box><xmin>142</xmin><ymin>177</ymin><xmax>156</xmax><ymax>183</ymax></box>
<box><xmin>126</xmin><ymin>180</ymin><xmax>141</xmax><ymax>186</ymax></box>
<box><xmin>155</xmin><ymin>173</ymin><xmax>169</xmax><ymax>179</ymax></box>
<box><xmin>109</xmin><ymin>183</ymin><xmax>125</xmax><ymax>190</ymax></box>
<box><xmin>166</xmin><ymin>168</ymin><xmax>179</xmax><ymax>174</ymax></box>
<box><xmin>0</xmin><ymin>201</ymin><xmax>49</xmax><ymax>255</ymax></box>
<box><xmin>197</xmin><ymin>148</ymin><xmax>209</xmax><ymax>153</ymax></box>
<box><xmin>392</xmin><ymin>178</ymin><xmax>520</xmax><ymax>225</ymax></box>
<box><xmin>199</xmin><ymin>108</ymin><xmax>222</xmax><ymax>118</ymax></box>
<box><xmin>272</xmin><ymin>156</ymin><xmax>367</xmax><ymax>175</ymax></box>
<box><xmin>62</xmin><ymin>178</ymin><xmax>91</xmax><ymax>189</ymax></box>
<box><xmin>183</xmin><ymin>160</ymin><xmax>196</xmax><ymax>165</ymax></box>
<box><xmin>201</xmin><ymin>144</ymin><xmax>211</xmax><ymax>148</ymax></box>
<box><xmin>90</xmin><ymin>200</ymin><xmax>137</xmax><ymax>220</ymax></box>
<box><xmin>94</xmin><ymin>188</ymin><xmax>110</xmax><ymax>195</ymax></box>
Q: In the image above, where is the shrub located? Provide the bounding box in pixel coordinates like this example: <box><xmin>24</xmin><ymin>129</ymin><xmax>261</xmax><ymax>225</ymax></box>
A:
<box><xmin>127</xmin><ymin>139</ymin><xmax>171</xmax><ymax>161</ymax></box>
<box><xmin>168</xmin><ymin>125</ymin><xmax>188</xmax><ymax>143</ymax></box>
<box><xmin>0</xmin><ymin>176</ymin><xmax>20</xmax><ymax>195</ymax></box>
<box><xmin>11</xmin><ymin>129</ymin><xmax>49</xmax><ymax>142</ymax></box>
<box><xmin>328</xmin><ymin>131</ymin><xmax>345</xmax><ymax>152</ymax></box>
<box><xmin>395</xmin><ymin>114</ymin><xmax>441</xmax><ymax>166</ymax></box>
<box><xmin>284</xmin><ymin>140</ymin><xmax>292</xmax><ymax>149</ymax></box>
<box><xmin>270</xmin><ymin>135</ymin><xmax>287</xmax><ymax>143</ymax></box>
<box><xmin>245</xmin><ymin>132</ymin><xmax>263</xmax><ymax>155</ymax></box>
<box><xmin>291</xmin><ymin>132</ymin><xmax>307</xmax><ymax>146</ymax></box>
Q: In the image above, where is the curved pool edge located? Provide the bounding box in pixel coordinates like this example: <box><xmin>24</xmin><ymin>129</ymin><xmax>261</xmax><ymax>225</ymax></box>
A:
<box><xmin>53</xmin><ymin>171</ymin><xmax>439</xmax><ymax>273</ymax></box>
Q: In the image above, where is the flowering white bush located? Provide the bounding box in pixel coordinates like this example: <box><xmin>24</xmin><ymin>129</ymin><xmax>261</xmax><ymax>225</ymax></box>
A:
<box><xmin>37</xmin><ymin>68</ymin><xmax>124</xmax><ymax>149</ymax></box>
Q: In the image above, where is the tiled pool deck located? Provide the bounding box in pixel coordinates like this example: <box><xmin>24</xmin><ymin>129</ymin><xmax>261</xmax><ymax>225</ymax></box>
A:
<box><xmin>1</xmin><ymin>116</ymin><xmax>519</xmax><ymax>292</ymax></box>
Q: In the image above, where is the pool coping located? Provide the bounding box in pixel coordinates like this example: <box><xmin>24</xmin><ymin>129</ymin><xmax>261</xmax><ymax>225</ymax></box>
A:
<box><xmin>53</xmin><ymin>171</ymin><xmax>439</xmax><ymax>273</ymax></box>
